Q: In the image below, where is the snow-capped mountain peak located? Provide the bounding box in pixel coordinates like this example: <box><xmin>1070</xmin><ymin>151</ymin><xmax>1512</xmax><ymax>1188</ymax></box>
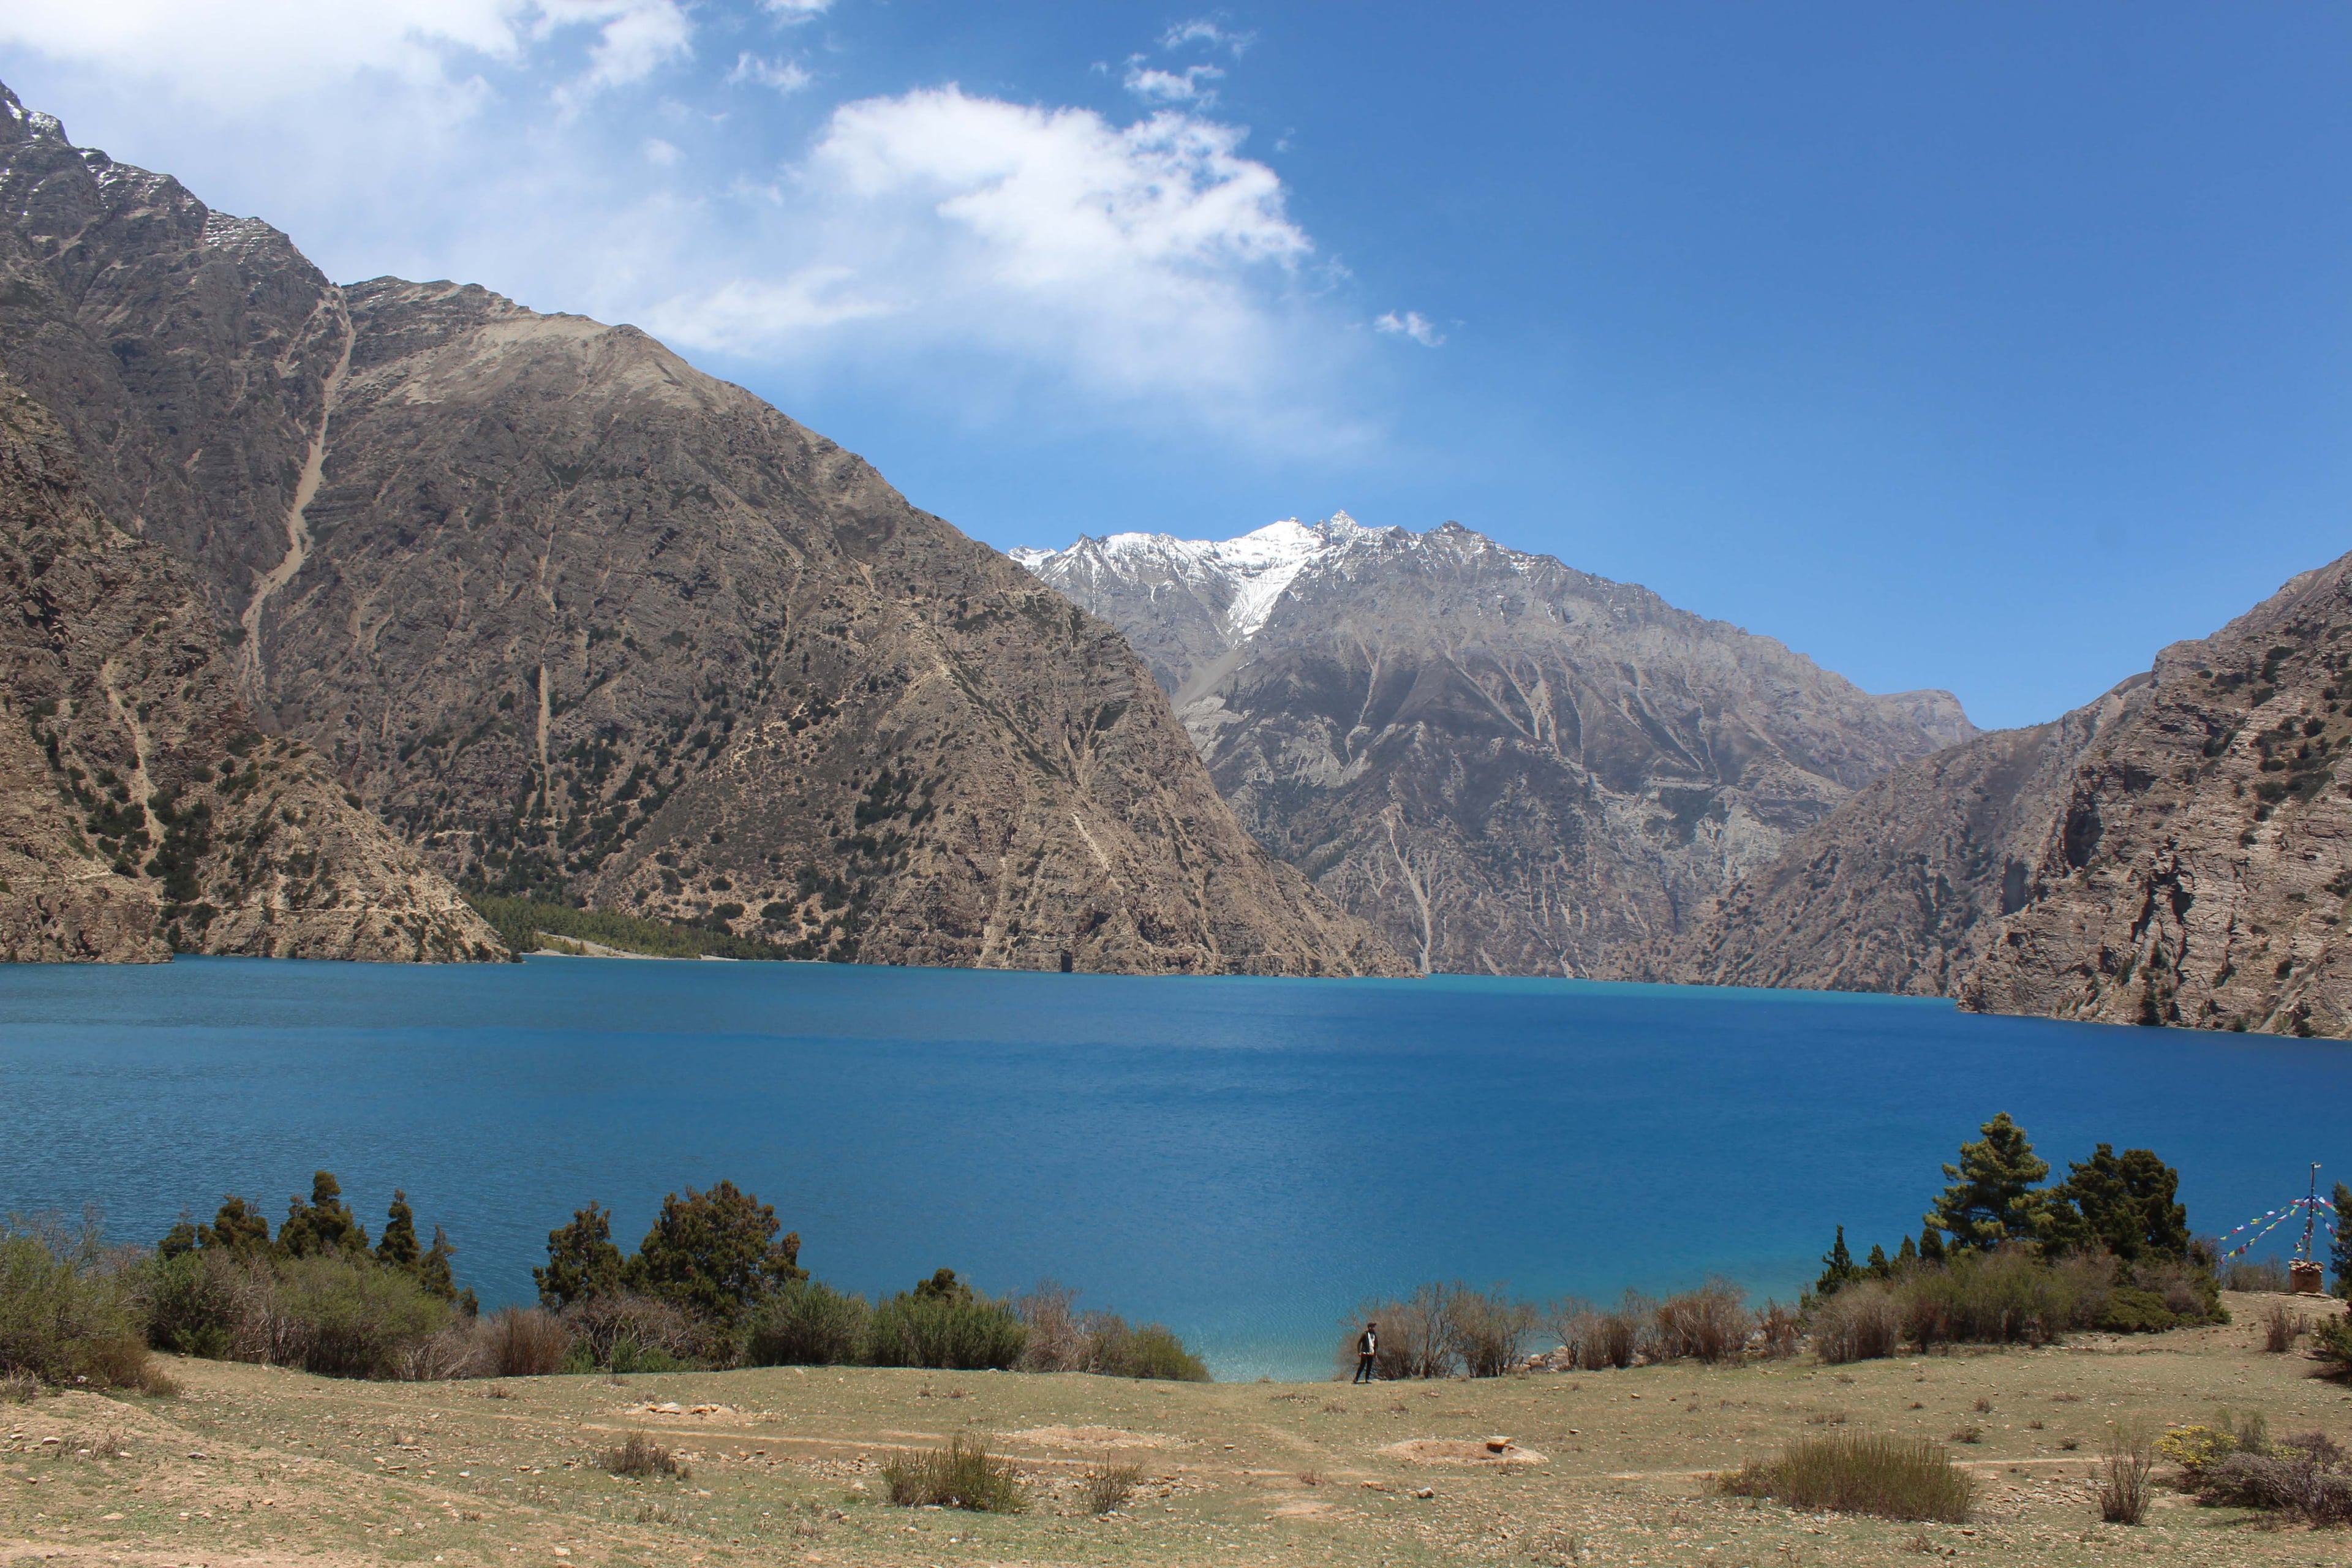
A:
<box><xmin>1014</xmin><ymin>511</ymin><xmax>1375</xmax><ymax>644</ymax></box>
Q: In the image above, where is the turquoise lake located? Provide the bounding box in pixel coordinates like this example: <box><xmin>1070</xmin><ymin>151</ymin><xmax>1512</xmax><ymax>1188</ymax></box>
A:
<box><xmin>1</xmin><ymin>956</ymin><xmax>2345</xmax><ymax>1379</ymax></box>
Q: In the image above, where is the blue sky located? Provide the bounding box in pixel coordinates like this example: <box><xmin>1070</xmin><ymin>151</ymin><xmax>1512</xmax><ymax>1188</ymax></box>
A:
<box><xmin>4</xmin><ymin>2</ymin><xmax>2346</xmax><ymax>728</ymax></box>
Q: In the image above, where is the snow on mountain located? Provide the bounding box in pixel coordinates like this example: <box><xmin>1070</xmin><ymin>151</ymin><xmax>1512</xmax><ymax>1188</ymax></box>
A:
<box><xmin>1013</xmin><ymin>511</ymin><xmax>1379</xmax><ymax>646</ymax></box>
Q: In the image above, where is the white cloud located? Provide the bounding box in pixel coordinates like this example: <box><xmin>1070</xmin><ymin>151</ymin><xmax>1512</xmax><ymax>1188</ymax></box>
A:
<box><xmin>1374</xmin><ymin>310</ymin><xmax>1445</xmax><ymax>347</ymax></box>
<box><xmin>0</xmin><ymin>8</ymin><xmax>1377</xmax><ymax>447</ymax></box>
<box><xmin>640</xmin><ymin>86</ymin><xmax>1328</xmax><ymax>423</ymax></box>
<box><xmin>728</xmin><ymin>51</ymin><xmax>812</xmax><ymax>93</ymax></box>
<box><xmin>761</xmin><ymin>0</ymin><xmax>833</xmax><ymax>17</ymax></box>
<box><xmin>1162</xmin><ymin>18</ymin><xmax>1254</xmax><ymax>55</ymax></box>
<box><xmin>1123</xmin><ymin>61</ymin><xmax>1222</xmax><ymax>104</ymax></box>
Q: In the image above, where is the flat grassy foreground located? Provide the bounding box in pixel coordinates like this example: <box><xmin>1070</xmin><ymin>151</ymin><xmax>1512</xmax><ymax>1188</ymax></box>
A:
<box><xmin>4</xmin><ymin>1294</ymin><xmax>2346</xmax><ymax>1568</ymax></box>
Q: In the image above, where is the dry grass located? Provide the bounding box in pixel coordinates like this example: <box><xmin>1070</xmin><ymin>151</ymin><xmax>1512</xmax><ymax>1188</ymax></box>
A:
<box><xmin>1713</xmin><ymin>1434</ymin><xmax>1973</xmax><ymax>1523</ymax></box>
<box><xmin>1081</xmin><ymin>1458</ymin><xmax>1142</xmax><ymax>1514</ymax></box>
<box><xmin>603</xmin><ymin>1431</ymin><xmax>685</xmax><ymax>1479</ymax></box>
<box><xmin>881</xmin><ymin>1432</ymin><xmax>1025</xmax><ymax>1513</ymax></box>
<box><xmin>2260</xmin><ymin>1300</ymin><xmax>2303</xmax><ymax>1354</ymax></box>
<box><xmin>2094</xmin><ymin>1421</ymin><xmax>2154</xmax><ymax>1525</ymax></box>
<box><xmin>482</xmin><ymin>1305</ymin><xmax>571</xmax><ymax>1376</ymax></box>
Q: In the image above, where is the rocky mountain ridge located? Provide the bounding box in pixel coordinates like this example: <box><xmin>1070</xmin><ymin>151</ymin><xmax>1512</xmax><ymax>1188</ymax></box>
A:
<box><xmin>0</xmin><ymin>374</ymin><xmax>505</xmax><ymax>962</ymax></box>
<box><xmin>1671</xmin><ymin>552</ymin><xmax>2352</xmax><ymax>1036</ymax></box>
<box><xmin>1018</xmin><ymin>514</ymin><xmax>1972</xmax><ymax>976</ymax></box>
<box><xmin>0</xmin><ymin>84</ymin><xmax>1401</xmax><ymax>976</ymax></box>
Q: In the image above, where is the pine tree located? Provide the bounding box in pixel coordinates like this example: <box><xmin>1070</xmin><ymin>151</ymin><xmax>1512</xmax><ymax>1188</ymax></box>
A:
<box><xmin>417</xmin><ymin>1226</ymin><xmax>460</xmax><ymax>1304</ymax></box>
<box><xmin>535</xmin><ymin>1202</ymin><xmax>625</xmax><ymax>1310</ymax></box>
<box><xmin>1896</xmin><ymin>1234</ymin><xmax>1919</xmax><ymax>1267</ymax></box>
<box><xmin>1865</xmin><ymin>1243</ymin><xmax>1892</xmax><ymax>1280</ymax></box>
<box><xmin>623</xmin><ymin>1181</ymin><xmax>807</xmax><ymax>1327</ymax></box>
<box><xmin>1919</xmin><ymin>1226</ymin><xmax>1947</xmax><ymax>1264</ymax></box>
<box><xmin>1926</xmin><ymin>1114</ymin><xmax>2051</xmax><ymax>1250</ymax></box>
<box><xmin>376</xmin><ymin>1191</ymin><xmax>421</xmax><ymax>1270</ymax></box>
<box><xmin>196</xmin><ymin>1194</ymin><xmax>271</xmax><ymax>1253</ymax></box>
<box><xmin>2332</xmin><ymin>1182</ymin><xmax>2352</xmax><ymax>1301</ymax></box>
<box><xmin>1814</xmin><ymin>1226</ymin><xmax>1860</xmax><ymax>1298</ymax></box>
<box><xmin>2040</xmin><ymin>1145</ymin><xmax>2189</xmax><ymax>1261</ymax></box>
<box><xmin>278</xmin><ymin>1172</ymin><xmax>368</xmax><ymax>1258</ymax></box>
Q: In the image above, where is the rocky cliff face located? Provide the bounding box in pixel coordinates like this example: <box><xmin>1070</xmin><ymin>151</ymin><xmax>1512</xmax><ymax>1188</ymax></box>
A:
<box><xmin>1016</xmin><ymin>516</ymin><xmax>1972</xmax><ymax>976</ymax></box>
<box><xmin>0</xmin><ymin>375</ymin><xmax>505</xmax><ymax>962</ymax></box>
<box><xmin>1673</xmin><ymin>553</ymin><xmax>2352</xmax><ymax>1036</ymax></box>
<box><xmin>0</xmin><ymin>86</ymin><xmax>1400</xmax><ymax>976</ymax></box>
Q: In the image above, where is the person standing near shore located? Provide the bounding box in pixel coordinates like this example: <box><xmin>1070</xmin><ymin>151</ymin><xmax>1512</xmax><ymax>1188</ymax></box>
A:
<box><xmin>1354</xmin><ymin>1321</ymin><xmax>1379</xmax><ymax>1383</ymax></box>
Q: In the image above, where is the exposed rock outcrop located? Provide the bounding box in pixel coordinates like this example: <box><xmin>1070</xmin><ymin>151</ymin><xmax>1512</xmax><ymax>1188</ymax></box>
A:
<box><xmin>1017</xmin><ymin>516</ymin><xmax>1971</xmax><ymax>976</ymax></box>
<box><xmin>0</xmin><ymin>376</ymin><xmax>505</xmax><ymax>962</ymax></box>
<box><xmin>0</xmin><ymin>85</ymin><xmax>1401</xmax><ymax>975</ymax></box>
<box><xmin>1674</xmin><ymin>552</ymin><xmax>2352</xmax><ymax>1036</ymax></box>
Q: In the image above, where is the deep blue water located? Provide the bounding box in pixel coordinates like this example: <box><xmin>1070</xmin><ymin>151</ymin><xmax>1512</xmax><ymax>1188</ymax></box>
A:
<box><xmin>1</xmin><ymin>956</ymin><xmax>2345</xmax><ymax>1379</ymax></box>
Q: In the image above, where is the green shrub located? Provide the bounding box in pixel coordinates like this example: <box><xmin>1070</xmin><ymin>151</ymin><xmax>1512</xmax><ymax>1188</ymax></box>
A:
<box><xmin>0</xmin><ymin>1218</ymin><xmax>156</xmax><ymax>1391</ymax></box>
<box><xmin>1900</xmin><ymin>1247</ymin><xmax>2104</xmax><ymax>1346</ymax></box>
<box><xmin>2314</xmin><ymin>1311</ymin><xmax>2352</xmax><ymax>1378</ymax></box>
<box><xmin>139</xmin><ymin>1248</ymin><xmax>243</xmax><ymax>1360</ymax></box>
<box><xmin>624</xmin><ymin>1182</ymin><xmax>805</xmax><ymax>1330</ymax></box>
<box><xmin>1714</xmin><ymin>1434</ymin><xmax>1972</xmax><ymax>1523</ymax></box>
<box><xmin>866</xmin><ymin>1285</ymin><xmax>1027</xmax><ymax>1371</ymax></box>
<box><xmin>881</xmin><ymin>1433</ymin><xmax>1025</xmax><ymax>1512</ymax></box>
<box><xmin>744</xmin><ymin>1280</ymin><xmax>871</xmax><ymax>1366</ymax></box>
<box><xmin>1081</xmin><ymin>1459</ymin><xmax>1142</xmax><ymax>1514</ymax></box>
<box><xmin>1090</xmin><ymin>1321</ymin><xmax>1210</xmax><ymax>1382</ymax></box>
<box><xmin>272</xmin><ymin>1253</ymin><xmax>450</xmax><ymax>1379</ymax></box>
<box><xmin>557</xmin><ymin>1291</ymin><xmax>701</xmax><ymax>1370</ymax></box>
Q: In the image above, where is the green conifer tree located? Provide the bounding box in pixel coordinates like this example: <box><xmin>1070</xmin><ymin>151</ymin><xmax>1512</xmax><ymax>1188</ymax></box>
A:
<box><xmin>1919</xmin><ymin>1226</ymin><xmax>1947</xmax><ymax>1264</ymax></box>
<box><xmin>376</xmin><ymin>1191</ymin><xmax>422</xmax><ymax>1271</ymax></box>
<box><xmin>535</xmin><ymin>1202</ymin><xmax>626</xmax><ymax>1310</ymax></box>
<box><xmin>1926</xmin><ymin>1114</ymin><xmax>2051</xmax><ymax>1250</ymax></box>
<box><xmin>623</xmin><ymin>1181</ymin><xmax>806</xmax><ymax>1327</ymax></box>
<box><xmin>1896</xmin><ymin>1234</ymin><xmax>1918</xmax><ymax>1267</ymax></box>
<box><xmin>158</xmin><ymin>1213</ymin><xmax>198</xmax><ymax>1259</ymax></box>
<box><xmin>1813</xmin><ymin>1226</ymin><xmax>1860</xmax><ymax>1298</ymax></box>
<box><xmin>2040</xmin><ymin>1145</ymin><xmax>2189</xmax><ymax>1261</ymax></box>
<box><xmin>1865</xmin><ymin>1243</ymin><xmax>1892</xmax><ymax>1280</ymax></box>
<box><xmin>196</xmin><ymin>1194</ymin><xmax>271</xmax><ymax>1253</ymax></box>
<box><xmin>278</xmin><ymin>1172</ymin><xmax>368</xmax><ymax>1258</ymax></box>
<box><xmin>417</xmin><ymin>1226</ymin><xmax>461</xmax><ymax>1304</ymax></box>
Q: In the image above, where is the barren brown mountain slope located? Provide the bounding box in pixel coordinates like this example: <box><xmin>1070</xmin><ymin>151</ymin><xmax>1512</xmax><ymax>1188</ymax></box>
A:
<box><xmin>0</xmin><ymin>86</ymin><xmax>1398</xmax><ymax>975</ymax></box>
<box><xmin>1674</xmin><ymin>550</ymin><xmax>2352</xmax><ymax>1035</ymax></box>
<box><xmin>0</xmin><ymin>375</ymin><xmax>503</xmax><ymax>962</ymax></box>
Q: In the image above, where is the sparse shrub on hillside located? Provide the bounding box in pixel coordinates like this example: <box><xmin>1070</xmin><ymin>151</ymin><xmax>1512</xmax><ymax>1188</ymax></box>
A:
<box><xmin>605</xmin><ymin>1432</ymin><xmax>685</xmax><ymax>1479</ymax></box>
<box><xmin>1018</xmin><ymin>1286</ymin><xmax>1210</xmax><ymax>1381</ymax></box>
<box><xmin>1656</xmin><ymin>1280</ymin><xmax>1747</xmax><ymax>1364</ymax></box>
<box><xmin>1752</xmin><ymin>1299</ymin><xmax>1802</xmax><ymax>1359</ymax></box>
<box><xmin>1713</xmin><ymin>1435</ymin><xmax>1972</xmax><ymax>1523</ymax></box>
<box><xmin>2260</xmin><ymin>1300</ymin><xmax>2303</xmax><ymax>1353</ymax></box>
<box><xmin>1809</xmin><ymin>1281</ymin><xmax>1902</xmax><ymax>1364</ymax></box>
<box><xmin>480</xmin><ymin>1306</ymin><xmax>571</xmax><ymax>1376</ymax></box>
<box><xmin>1450</xmin><ymin>1285</ymin><xmax>1536</xmax><ymax>1377</ymax></box>
<box><xmin>881</xmin><ymin>1434</ymin><xmax>1025</xmax><ymax>1513</ymax></box>
<box><xmin>2313</xmin><ymin>1311</ymin><xmax>2352</xmax><ymax>1379</ymax></box>
<box><xmin>2219</xmin><ymin>1255</ymin><xmax>2290</xmax><ymax>1292</ymax></box>
<box><xmin>558</xmin><ymin>1291</ymin><xmax>700</xmax><ymax>1371</ymax></box>
<box><xmin>271</xmin><ymin>1253</ymin><xmax>451</xmax><ymax>1379</ymax></box>
<box><xmin>1081</xmin><ymin>1458</ymin><xmax>1142</xmax><ymax>1514</ymax></box>
<box><xmin>0</xmin><ymin>1214</ymin><xmax>162</xmax><ymax>1393</ymax></box>
<box><xmin>2095</xmin><ymin>1422</ymin><xmax>2155</xmax><ymax>1525</ymax></box>
<box><xmin>2195</xmin><ymin>1431</ymin><xmax>2352</xmax><ymax>1525</ymax></box>
<box><xmin>866</xmin><ymin>1271</ymin><xmax>1027</xmax><ymax>1371</ymax></box>
<box><xmin>744</xmin><ymin>1280</ymin><xmax>872</xmax><ymax>1367</ymax></box>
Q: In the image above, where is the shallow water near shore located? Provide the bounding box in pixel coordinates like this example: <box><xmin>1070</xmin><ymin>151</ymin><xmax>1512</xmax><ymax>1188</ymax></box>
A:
<box><xmin>1</xmin><ymin>955</ymin><xmax>2344</xmax><ymax>1379</ymax></box>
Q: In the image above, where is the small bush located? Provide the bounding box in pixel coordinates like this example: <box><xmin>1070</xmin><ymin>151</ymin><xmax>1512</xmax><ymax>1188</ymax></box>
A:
<box><xmin>1</xmin><ymin>1368</ymin><xmax>40</xmax><ymax>1403</ymax></box>
<box><xmin>0</xmin><ymin>1216</ymin><xmax>154</xmax><ymax>1391</ymax></box>
<box><xmin>2260</xmin><ymin>1301</ymin><xmax>2303</xmax><ymax>1354</ymax></box>
<box><xmin>1018</xmin><ymin>1285</ymin><xmax>1208</xmax><ymax>1381</ymax></box>
<box><xmin>605</xmin><ymin>1432</ymin><xmax>684</xmax><ymax>1479</ymax></box>
<box><xmin>745</xmin><ymin>1280</ymin><xmax>872</xmax><ymax>1367</ymax></box>
<box><xmin>559</xmin><ymin>1291</ymin><xmax>701</xmax><ymax>1370</ymax></box>
<box><xmin>1089</xmin><ymin>1320</ymin><xmax>1210</xmax><ymax>1382</ymax></box>
<box><xmin>2219</xmin><ymin>1256</ymin><xmax>2291</xmax><ymax>1292</ymax></box>
<box><xmin>2313</xmin><ymin>1311</ymin><xmax>2352</xmax><ymax>1378</ymax></box>
<box><xmin>881</xmin><ymin>1433</ymin><xmax>1024</xmax><ymax>1513</ymax></box>
<box><xmin>1081</xmin><ymin>1459</ymin><xmax>1142</xmax><ymax>1515</ymax></box>
<box><xmin>482</xmin><ymin>1307</ymin><xmax>571</xmax><ymax>1376</ymax></box>
<box><xmin>1449</xmin><ymin>1285</ymin><xmax>1536</xmax><ymax>1377</ymax></box>
<box><xmin>1902</xmin><ymin>1248</ymin><xmax>2103</xmax><ymax>1348</ymax></box>
<box><xmin>1751</xmin><ymin>1300</ymin><xmax>1801</xmax><ymax>1360</ymax></box>
<box><xmin>271</xmin><ymin>1253</ymin><xmax>451</xmax><ymax>1379</ymax></box>
<box><xmin>2195</xmin><ymin>1433</ymin><xmax>2352</xmax><ymax>1525</ymax></box>
<box><xmin>2095</xmin><ymin>1422</ymin><xmax>2154</xmax><ymax>1525</ymax></box>
<box><xmin>1810</xmin><ymin>1282</ymin><xmax>1901</xmax><ymax>1364</ymax></box>
<box><xmin>1656</xmin><ymin>1280</ymin><xmax>1747</xmax><ymax>1364</ymax></box>
<box><xmin>1713</xmin><ymin>1435</ymin><xmax>1972</xmax><ymax>1523</ymax></box>
<box><xmin>866</xmin><ymin>1290</ymin><xmax>1027</xmax><ymax>1371</ymax></box>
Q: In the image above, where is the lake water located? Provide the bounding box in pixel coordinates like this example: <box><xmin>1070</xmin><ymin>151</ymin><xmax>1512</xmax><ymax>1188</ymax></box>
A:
<box><xmin>1</xmin><ymin>956</ymin><xmax>2345</xmax><ymax>1379</ymax></box>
